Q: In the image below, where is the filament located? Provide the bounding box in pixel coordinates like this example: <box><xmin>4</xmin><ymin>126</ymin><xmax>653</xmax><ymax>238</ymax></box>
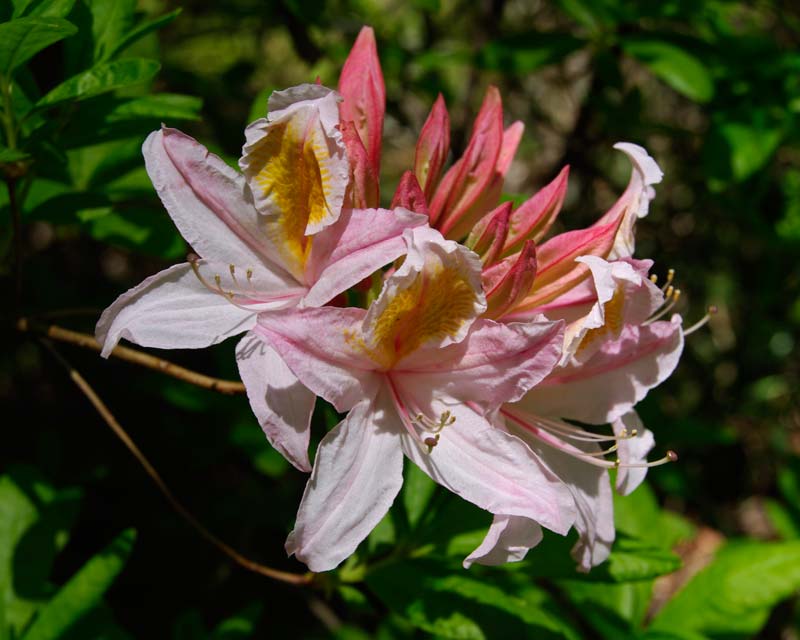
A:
<box><xmin>684</xmin><ymin>305</ymin><xmax>717</xmax><ymax>336</ymax></box>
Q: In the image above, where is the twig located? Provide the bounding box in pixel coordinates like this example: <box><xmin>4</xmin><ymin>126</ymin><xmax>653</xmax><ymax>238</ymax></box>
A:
<box><xmin>17</xmin><ymin>318</ymin><xmax>246</xmax><ymax>395</ymax></box>
<box><xmin>38</xmin><ymin>338</ymin><xmax>313</xmax><ymax>587</ymax></box>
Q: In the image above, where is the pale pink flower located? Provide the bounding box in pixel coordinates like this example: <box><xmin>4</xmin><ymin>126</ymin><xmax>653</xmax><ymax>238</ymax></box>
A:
<box><xmin>96</xmin><ymin>85</ymin><xmax>425</xmax><ymax>471</ymax></box>
<box><xmin>251</xmin><ymin>227</ymin><xmax>575</xmax><ymax>571</ymax></box>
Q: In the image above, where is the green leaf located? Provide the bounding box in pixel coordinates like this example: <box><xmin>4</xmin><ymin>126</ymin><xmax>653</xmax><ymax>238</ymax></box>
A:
<box><xmin>402</xmin><ymin>463</ymin><xmax>438</xmax><ymax>530</ymax></box>
<box><xmin>606</xmin><ymin>538</ymin><xmax>681</xmax><ymax>582</ymax></box>
<box><xmin>0</xmin><ymin>17</ymin><xmax>77</xmax><ymax>75</ymax></box>
<box><xmin>22</xmin><ymin>529</ymin><xmax>136</xmax><ymax>640</ymax></box>
<box><xmin>715</xmin><ymin>121</ymin><xmax>783</xmax><ymax>182</ymax></box>
<box><xmin>103</xmin><ymin>93</ymin><xmax>202</xmax><ymax>122</ymax></box>
<box><xmin>623</xmin><ymin>39</ymin><xmax>714</xmax><ymax>103</ymax></box>
<box><xmin>651</xmin><ymin>540</ymin><xmax>800</xmax><ymax>635</ymax></box>
<box><xmin>13</xmin><ymin>0</ymin><xmax>76</xmax><ymax>19</ymax></box>
<box><xmin>0</xmin><ymin>468</ymin><xmax>82</xmax><ymax>636</ymax></box>
<box><xmin>210</xmin><ymin>603</ymin><xmax>262</xmax><ymax>639</ymax></box>
<box><xmin>36</xmin><ymin>58</ymin><xmax>161</xmax><ymax>108</ymax></box>
<box><xmin>367</xmin><ymin>559</ymin><xmax>580</xmax><ymax>639</ymax></box>
<box><xmin>86</xmin><ymin>0</ymin><xmax>136</xmax><ymax>62</ymax></box>
<box><xmin>106</xmin><ymin>9</ymin><xmax>182</xmax><ymax>61</ymax></box>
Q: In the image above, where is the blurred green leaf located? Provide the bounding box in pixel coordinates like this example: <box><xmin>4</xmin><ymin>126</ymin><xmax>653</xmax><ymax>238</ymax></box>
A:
<box><xmin>36</xmin><ymin>58</ymin><xmax>161</xmax><ymax>108</ymax></box>
<box><xmin>651</xmin><ymin>540</ymin><xmax>800</xmax><ymax>635</ymax></box>
<box><xmin>0</xmin><ymin>146</ymin><xmax>31</xmax><ymax>162</ymax></box>
<box><xmin>104</xmin><ymin>93</ymin><xmax>202</xmax><ymax>122</ymax></box>
<box><xmin>22</xmin><ymin>529</ymin><xmax>136</xmax><ymax>640</ymax></box>
<box><xmin>0</xmin><ymin>17</ymin><xmax>77</xmax><ymax>75</ymax></box>
<box><xmin>764</xmin><ymin>499</ymin><xmax>800</xmax><ymax>540</ymax></box>
<box><xmin>479</xmin><ymin>33</ymin><xmax>583</xmax><ymax>74</ymax></box>
<box><xmin>623</xmin><ymin>39</ymin><xmax>714</xmax><ymax>103</ymax></box>
<box><xmin>210</xmin><ymin>603</ymin><xmax>262</xmax><ymax>639</ymax></box>
<box><xmin>708</xmin><ymin>120</ymin><xmax>783</xmax><ymax>182</ymax></box>
<box><xmin>106</xmin><ymin>9</ymin><xmax>182</xmax><ymax>62</ymax></box>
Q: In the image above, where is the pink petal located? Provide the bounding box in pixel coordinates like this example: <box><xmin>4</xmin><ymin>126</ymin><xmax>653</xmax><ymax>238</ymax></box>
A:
<box><xmin>431</xmin><ymin>87</ymin><xmax>503</xmax><ymax>237</ymax></box>
<box><xmin>286</xmin><ymin>391</ymin><xmax>404</xmax><ymax>572</ymax></box>
<box><xmin>340</xmin><ymin>120</ymin><xmax>379</xmax><ymax>209</ymax></box>
<box><xmin>236</xmin><ymin>332</ymin><xmax>316</xmax><ymax>472</ymax></box>
<box><xmin>144</xmin><ymin>127</ymin><xmax>274</xmax><ymax>268</ymax></box>
<box><xmin>390</xmin><ymin>170</ymin><xmax>429</xmax><ymax>216</ymax></box>
<box><xmin>483</xmin><ymin>240</ymin><xmax>537</xmax><ymax>320</ymax></box>
<box><xmin>514</xmin><ymin>220</ymin><xmax>620</xmax><ymax>312</ymax></box>
<box><xmin>303</xmin><ymin>207</ymin><xmax>427</xmax><ymax>307</ymax></box>
<box><xmin>338</xmin><ymin>26</ymin><xmax>386</xmax><ymax>182</ymax></box>
<box><xmin>399</xmin><ymin>401</ymin><xmax>575</xmax><ymax>535</ymax></box>
<box><xmin>613</xmin><ymin>411</ymin><xmax>655</xmax><ymax>496</ymax></box>
<box><xmin>463</xmin><ymin>515</ymin><xmax>543</xmax><ymax>568</ymax></box>
<box><xmin>466</xmin><ymin>201</ymin><xmax>512</xmax><ymax>267</ymax></box>
<box><xmin>518</xmin><ymin>317</ymin><xmax>684</xmax><ymax>425</ymax></box>
<box><xmin>503</xmin><ymin>165</ymin><xmax>570</xmax><ymax>254</ymax></box>
<box><xmin>414</xmin><ymin>94</ymin><xmax>450</xmax><ymax>202</ymax></box>
<box><xmin>394</xmin><ymin>316</ymin><xmax>564</xmax><ymax>410</ymax></box>
<box><xmin>515</xmin><ymin>429</ymin><xmax>615</xmax><ymax>572</ymax></box>
<box><xmin>592</xmin><ymin>143</ymin><xmax>663</xmax><ymax>259</ymax></box>
<box><xmin>254</xmin><ymin>307</ymin><xmax>379</xmax><ymax>412</ymax></box>
<box><xmin>96</xmin><ymin>263</ymin><xmax>258</xmax><ymax>357</ymax></box>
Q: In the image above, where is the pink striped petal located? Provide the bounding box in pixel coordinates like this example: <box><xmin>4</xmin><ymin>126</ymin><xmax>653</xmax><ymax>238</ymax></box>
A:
<box><xmin>286</xmin><ymin>390</ymin><xmax>404</xmax><ymax>572</ymax></box>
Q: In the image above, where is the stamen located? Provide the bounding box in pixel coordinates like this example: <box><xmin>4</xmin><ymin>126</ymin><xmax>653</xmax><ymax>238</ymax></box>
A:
<box><xmin>684</xmin><ymin>305</ymin><xmax>717</xmax><ymax>336</ymax></box>
<box><xmin>661</xmin><ymin>268</ymin><xmax>675</xmax><ymax>291</ymax></box>
<box><xmin>187</xmin><ymin>255</ymin><xmax>254</xmax><ymax>312</ymax></box>
<box><xmin>501</xmin><ymin>408</ymin><xmax>678</xmax><ymax>471</ymax></box>
<box><xmin>645</xmin><ymin>288</ymin><xmax>682</xmax><ymax>324</ymax></box>
<box><xmin>649</xmin><ymin>274</ymin><xmax>658</xmax><ymax>284</ymax></box>
<box><xmin>246</xmin><ymin>268</ymin><xmax>253</xmax><ymax>282</ymax></box>
<box><xmin>229</xmin><ymin>264</ymin><xmax>238</xmax><ymax>283</ymax></box>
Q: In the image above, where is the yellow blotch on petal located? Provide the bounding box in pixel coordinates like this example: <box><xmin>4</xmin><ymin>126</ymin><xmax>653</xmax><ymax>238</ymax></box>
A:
<box><xmin>577</xmin><ymin>286</ymin><xmax>625</xmax><ymax>356</ymax></box>
<box><xmin>247</xmin><ymin>119</ymin><xmax>333</xmax><ymax>274</ymax></box>
<box><xmin>365</xmin><ymin>264</ymin><xmax>478</xmax><ymax>368</ymax></box>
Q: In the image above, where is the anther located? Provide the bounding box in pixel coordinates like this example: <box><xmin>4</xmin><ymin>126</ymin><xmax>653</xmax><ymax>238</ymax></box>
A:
<box><xmin>424</xmin><ymin>434</ymin><xmax>440</xmax><ymax>453</ymax></box>
<box><xmin>214</xmin><ymin>274</ymin><xmax>222</xmax><ymax>288</ymax></box>
<box><xmin>246</xmin><ymin>268</ymin><xmax>253</xmax><ymax>282</ymax></box>
<box><xmin>661</xmin><ymin>268</ymin><xmax>675</xmax><ymax>291</ymax></box>
<box><xmin>649</xmin><ymin>274</ymin><xmax>658</xmax><ymax>284</ymax></box>
<box><xmin>229</xmin><ymin>264</ymin><xmax>238</xmax><ymax>282</ymax></box>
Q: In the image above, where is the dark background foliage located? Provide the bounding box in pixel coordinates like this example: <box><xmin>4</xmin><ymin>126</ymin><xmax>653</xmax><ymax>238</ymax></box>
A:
<box><xmin>2</xmin><ymin>0</ymin><xmax>799</xmax><ymax>638</ymax></box>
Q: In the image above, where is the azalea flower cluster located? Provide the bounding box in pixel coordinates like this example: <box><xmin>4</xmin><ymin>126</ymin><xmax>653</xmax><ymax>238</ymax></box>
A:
<box><xmin>96</xmin><ymin>27</ymin><xmax>695</xmax><ymax>573</ymax></box>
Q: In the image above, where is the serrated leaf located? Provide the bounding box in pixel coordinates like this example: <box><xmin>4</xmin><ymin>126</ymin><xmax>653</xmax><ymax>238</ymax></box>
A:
<box><xmin>623</xmin><ymin>39</ymin><xmax>714</xmax><ymax>103</ymax></box>
<box><xmin>36</xmin><ymin>58</ymin><xmax>160</xmax><ymax>108</ymax></box>
<box><xmin>106</xmin><ymin>9</ymin><xmax>182</xmax><ymax>61</ymax></box>
<box><xmin>0</xmin><ymin>17</ymin><xmax>77</xmax><ymax>75</ymax></box>
<box><xmin>21</xmin><ymin>529</ymin><xmax>136</xmax><ymax>640</ymax></box>
<box><xmin>651</xmin><ymin>540</ymin><xmax>800</xmax><ymax>635</ymax></box>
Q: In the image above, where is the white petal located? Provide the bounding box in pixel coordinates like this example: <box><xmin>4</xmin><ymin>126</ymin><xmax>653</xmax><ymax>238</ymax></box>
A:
<box><xmin>463</xmin><ymin>515</ymin><xmax>543</xmax><ymax>568</ymax></box>
<box><xmin>236</xmin><ymin>333</ymin><xmax>316</xmax><ymax>472</ymax></box>
<box><xmin>95</xmin><ymin>263</ymin><xmax>256</xmax><ymax>357</ymax></box>
<box><xmin>398</xmin><ymin>401</ymin><xmax>575</xmax><ymax>535</ymax></box>
<box><xmin>286</xmin><ymin>390</ymin><xmax>404</xmax><ymax>572</ymax></box>
<box><xmin>613</xmin><ymin>411</ymin><xmax>655</xmax><ymax>496</ymax></box>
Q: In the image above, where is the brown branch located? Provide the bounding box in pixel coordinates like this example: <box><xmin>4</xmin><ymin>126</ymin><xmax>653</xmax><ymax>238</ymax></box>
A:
<box><xmin>17</xmin><ymin>318</ymin><xmax>246</xmax><ymax>395</ymax></box>
<box><xmin>38</xmin><ymin>338</ymin><xmax>313</xmax><ymax>587</ymax></box>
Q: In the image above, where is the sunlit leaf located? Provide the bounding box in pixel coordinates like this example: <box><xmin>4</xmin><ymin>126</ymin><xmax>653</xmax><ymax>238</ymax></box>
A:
<box><xmin>0</xmin><ymin>17</ymin><xmax>77</xmax><ymax>75</ymax></box>
<box><xmin>86</xmin><ymin>0</ymin><xmax>135</xmax><ymax>62</ymax></box>
<box><xmin>36</xmin><ymin>58</ymin><xmax>161</xmax><ymax>108</ymax></box>
<box><xmin>651</xmin><ymin>540</ymin><xmax>800</xmax><ymax>635</ymax></box>
<box><xmin>13</xmin><ymin>0</ymin><xmax>76</xmax><ymax>19</ymax></box>
<box><xmin>21</xmin><ymin>529</ymin><xmax>136</xmax><ymax>640</ymax></box>
<box><xmin>623</xmin><ymin>39</ymin><xmax>714</xmax><ymax>103</ymax></box>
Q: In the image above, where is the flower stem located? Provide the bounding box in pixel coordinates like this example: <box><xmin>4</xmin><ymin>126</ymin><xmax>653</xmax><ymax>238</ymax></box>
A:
<box><xmin>38</xmin><ymin>337</ymin><xmax>313</xmax><ymax>587</ymax></box>
<box><xmin>17</xmin><ymin>318</ymin><xmax>246</xmax><ymax>394</ymax></box>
